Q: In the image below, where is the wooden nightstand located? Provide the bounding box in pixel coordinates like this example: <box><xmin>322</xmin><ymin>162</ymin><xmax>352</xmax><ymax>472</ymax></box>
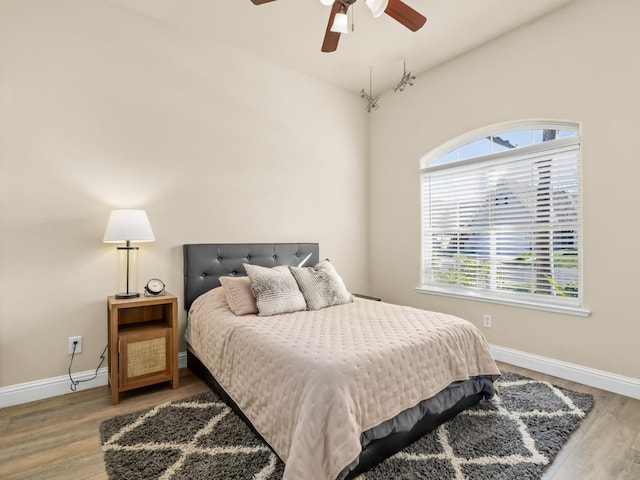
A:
<box><xmin>107</xmin><ymin>293</ymin><xmax>179</xmax><ymax>404</ymax></box>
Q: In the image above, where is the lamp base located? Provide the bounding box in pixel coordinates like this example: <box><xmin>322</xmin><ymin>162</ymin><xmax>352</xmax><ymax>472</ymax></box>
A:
<box><xmin>115</xmin><ymin>292</ymin><xmax>140</xmax><ymax>299</ymax></box>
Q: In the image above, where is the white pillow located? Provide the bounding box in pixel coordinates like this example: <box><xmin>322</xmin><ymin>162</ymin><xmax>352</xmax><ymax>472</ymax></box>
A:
<box><xmin>289</xmin><ymin>259</ymin><xmax>353</xmax><ymax>311</ymax></box>
<box><xmin>243</xmin><ymin>264</ymin><xmax>307</xmax><ymax>316</ymax></box>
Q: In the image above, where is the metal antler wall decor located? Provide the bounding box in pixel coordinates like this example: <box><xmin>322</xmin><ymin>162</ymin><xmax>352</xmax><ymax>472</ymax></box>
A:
<box><xmin>361</xmin><ymin>66</ymin><xmax>381</xmax><ymax>112</ymax></box>
<box><xmin>393</xmin><ymin>60</ymin><xmax>416</xmax><ymax>93</ymax></box>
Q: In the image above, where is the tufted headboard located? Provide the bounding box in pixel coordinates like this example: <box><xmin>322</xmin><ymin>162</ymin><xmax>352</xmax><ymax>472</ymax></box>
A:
<box><xmin>183</xmin><ymin>243</ymin><xmax>319</xmax><ymax>311</ymax></box>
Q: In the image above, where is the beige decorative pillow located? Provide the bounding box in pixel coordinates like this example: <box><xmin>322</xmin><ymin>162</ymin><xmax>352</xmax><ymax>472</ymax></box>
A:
<box><xmin>243</xmin><ymin>264</ymin><xmax>307</xmax><ymax>316</ymax></box>
<box><xmin>289</xmin><ymin>259</ymin><xmax>353</xmax><ymax>311</ymax></box>
<box><xmin>219</xmin><ymin>276</ymin><xmax>258</xmax><ymax>315</ymax></box>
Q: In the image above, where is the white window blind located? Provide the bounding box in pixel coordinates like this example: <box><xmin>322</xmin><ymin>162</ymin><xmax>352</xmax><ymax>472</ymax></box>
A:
<box><xmin>421</xmin><ymin>135</ymin><xmax>582</xmax><ymax>309</ymax></box>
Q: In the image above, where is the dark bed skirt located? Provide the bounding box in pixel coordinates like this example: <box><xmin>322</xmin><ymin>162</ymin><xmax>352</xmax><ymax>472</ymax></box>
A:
<box><xmin>187</xmin><ymin>346</ymin><xmax>485</xmax><ymax>479</ymax></box>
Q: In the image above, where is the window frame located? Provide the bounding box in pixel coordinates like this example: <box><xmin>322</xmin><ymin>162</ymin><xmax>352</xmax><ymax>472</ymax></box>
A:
<box><xmin>417</xmin><ymin>121</ymin><xmax>590</xmax><ymax>317</ymax></box>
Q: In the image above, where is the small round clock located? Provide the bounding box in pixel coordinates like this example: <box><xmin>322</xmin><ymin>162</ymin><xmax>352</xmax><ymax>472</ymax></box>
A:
<box><xmin>144</xmin><ymin>278</ymin><xmax>166</xmax><ymax>296</ymax></box>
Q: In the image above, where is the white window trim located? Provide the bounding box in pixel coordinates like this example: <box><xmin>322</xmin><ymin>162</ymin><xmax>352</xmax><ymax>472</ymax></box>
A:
<box><xmin>420</xmin><ymin>119</ymin><xmax>580</xmax><ymax>169</ymax></box>
<box><xmin>421</xmin><ymin>136</ymin><xmax>579</xmax><ymax>174</ymax></box>
<box><xmin>415</xmin><ymin>286</ymin><xmax>591</xmax><ymax>317</ymax></box>
<box><xmin>419</xmin><ymin>120</ymin><xmax>589</xmax><ymax>316</ymax></box>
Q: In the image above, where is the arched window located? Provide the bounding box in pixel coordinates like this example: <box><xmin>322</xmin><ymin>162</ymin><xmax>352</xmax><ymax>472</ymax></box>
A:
<box><xmin>419</xmin><ymin>121</ymin><xmax>587</xmax><ymax>315</ymax></box>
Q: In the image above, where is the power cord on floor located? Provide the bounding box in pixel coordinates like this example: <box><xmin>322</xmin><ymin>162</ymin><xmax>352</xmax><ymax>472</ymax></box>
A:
<box><xmin>68</xmin><ymin>343</ymin><xmax>108</xmax><ymax>392</ymax></box>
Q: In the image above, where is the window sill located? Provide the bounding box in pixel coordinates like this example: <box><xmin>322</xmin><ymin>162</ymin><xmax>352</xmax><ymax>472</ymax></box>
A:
<box><xmin>415</xmin><ymin>286</ymin><xmax>591</xmax><ymax>317</ymax></box>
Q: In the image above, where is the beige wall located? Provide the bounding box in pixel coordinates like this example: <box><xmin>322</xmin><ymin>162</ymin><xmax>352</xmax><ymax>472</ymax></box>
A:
<box><xmin>0</xmin><ymin>0</ymin><xmax>370</xmax><ymax>386</ymax></box>
<box><xmin>369</xmin><ymin>0</ymin><xmax>640</xmax><ymax>378</ymax></box>
<box><xmin>2</xmin><ymin>0</ymin><xmax>638</xmax><ymax>392</ymax></box>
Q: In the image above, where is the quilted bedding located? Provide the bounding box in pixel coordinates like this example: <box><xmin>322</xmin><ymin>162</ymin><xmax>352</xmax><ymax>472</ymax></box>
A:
<box><xmin>186</xmin><ymin>287</ymin><xmax>500</xmax><ymax>480</ymax></box>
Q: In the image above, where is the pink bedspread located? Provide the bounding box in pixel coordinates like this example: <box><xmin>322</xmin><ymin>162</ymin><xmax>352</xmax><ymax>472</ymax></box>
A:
<box><xmin>187</xmin><ymin>287</ymin><xmax>500</xmax><ymax>480</ymax></box>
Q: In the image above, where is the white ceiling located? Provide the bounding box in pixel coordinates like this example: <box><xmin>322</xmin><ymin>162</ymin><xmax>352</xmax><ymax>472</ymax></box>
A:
<box><xmin>109</xmin><ymin>0</ymin><xmax>574</xmax><ymax>93</ymax></box>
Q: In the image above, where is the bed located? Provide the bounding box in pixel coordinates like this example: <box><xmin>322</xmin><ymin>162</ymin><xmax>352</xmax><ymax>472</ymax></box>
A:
<box><xmin>183</xmin><ymin>242</ymin><xmax>500</xmax><ymax>480</ymax></box>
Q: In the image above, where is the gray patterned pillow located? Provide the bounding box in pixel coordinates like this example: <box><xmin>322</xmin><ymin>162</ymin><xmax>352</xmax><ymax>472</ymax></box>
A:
<box><xmin>289</xmin><ymin>259</ymin><xmax>353</xmax><ymax>311</ymax></box>
<box><xmin>243</xmin><ymin>264</ymin><xmax>307</xmax><ymax>316</ymax></box>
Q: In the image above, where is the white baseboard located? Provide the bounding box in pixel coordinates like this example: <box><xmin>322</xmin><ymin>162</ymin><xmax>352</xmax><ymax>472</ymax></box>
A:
<box><xmin>2</xmin><ymin>348</ymin><xmax>638</xmax><ymax>407</ymax></box>
<box><xmin>0</xmin><ymin>351</ymin><xmax>188</xmax><ymax>408</ymax></box>
<box><xmin>490</xmin><ymin>344</ymin><xmax>640</xmax><ymax>400</ymax></box>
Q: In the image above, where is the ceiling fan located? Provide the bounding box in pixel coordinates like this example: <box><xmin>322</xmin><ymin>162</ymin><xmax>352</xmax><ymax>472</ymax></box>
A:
<box><xmin>249</xmin><ymin>0</ymin><xmax>427</xmax><ymax>53</ymax></box>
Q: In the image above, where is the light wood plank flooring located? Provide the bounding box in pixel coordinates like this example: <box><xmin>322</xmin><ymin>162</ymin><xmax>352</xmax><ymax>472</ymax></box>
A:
<box><xmin>1</xmin><ymin>363</ymin><xmax>638</xmax><ymax>479</ymax></box>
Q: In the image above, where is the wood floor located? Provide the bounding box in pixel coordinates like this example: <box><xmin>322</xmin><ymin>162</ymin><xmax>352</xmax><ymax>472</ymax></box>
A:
<box><xmin>1</xmin><ymin>362</ymin><xmax>638</xmax><ymax>480</ymax></box>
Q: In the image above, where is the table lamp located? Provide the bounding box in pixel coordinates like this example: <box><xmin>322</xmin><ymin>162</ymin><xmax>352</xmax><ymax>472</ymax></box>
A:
<box><xmin>103</xmin><ymin>209</ymin><xmax>155</xmax><ymax>299</ymax></box>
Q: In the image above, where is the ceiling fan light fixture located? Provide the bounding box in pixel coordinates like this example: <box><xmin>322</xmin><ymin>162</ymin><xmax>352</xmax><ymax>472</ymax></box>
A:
<box><xmin>365</xmin><ymin>0</ymin><xmax>388</xmax><ymax>18</ymax></box>
<box><xmin>319</xmin><ymin>0</ymin><xmax>334</xmax><ymax>5</ymax></box>
<box><xmin>330</xmin><ymin>12</ymin><xmax>349</xmax><ymax>34</ymax></box>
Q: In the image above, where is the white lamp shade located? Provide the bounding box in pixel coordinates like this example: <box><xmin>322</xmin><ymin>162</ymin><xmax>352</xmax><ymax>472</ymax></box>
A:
<box><xmin>103</xmin><ymin>209</ymin><xmax>155</xmax><ymax>243</ymax></box>
<box><xmin>319</xmin><ymin>0</ymin><xmax>334</xmax><ymax>5</ymax></box>
<box><xmin>365</xmin><ymin>0</ymin><xmax>388</xmax><ymax>18</ymax></box>
<box><xmin>330</xmin><ymin>12</ymin><xmax>349</xmax><ymax>34</ymax></box>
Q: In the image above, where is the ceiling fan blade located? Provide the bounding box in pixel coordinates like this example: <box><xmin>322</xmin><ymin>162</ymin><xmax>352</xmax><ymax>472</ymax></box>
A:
<box><xmin>250</xmin><ymin>0</ymin><xmax>277</xmax><ymax>5</ymax></box>
<box><xmin>385</xmin><ymin>0</ymin><xmax>426</xmax><ymax>32</ymax></box>
<box><xmin>321</xmin><ymin>2</ymin><xmax>342</xmax><ymax>53</ymax></box>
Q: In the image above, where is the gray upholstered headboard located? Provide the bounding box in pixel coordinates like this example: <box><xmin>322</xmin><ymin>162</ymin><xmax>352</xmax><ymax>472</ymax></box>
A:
<box><xmin>183</xmin><ymin>243</ymin><xmax>319</xmax><ymax>311</ymax></box>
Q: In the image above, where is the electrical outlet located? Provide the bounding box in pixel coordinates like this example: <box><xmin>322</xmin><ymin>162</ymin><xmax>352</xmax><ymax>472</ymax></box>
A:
<box><xmin>69</xmin><ymin>336</ymin><xmax>82</xmax><ymax>354</ymax></box>
<box><xmin>483</xmin><ymin>314</ymin><xmax>492</xmax><ymax>328</ymax></box>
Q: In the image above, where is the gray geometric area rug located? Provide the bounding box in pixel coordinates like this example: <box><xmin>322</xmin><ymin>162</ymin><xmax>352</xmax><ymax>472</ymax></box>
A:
<box><xmin>99</xmin><ymin>372</ymin><xmax>593</xmax><ymax>480</ymax></box>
